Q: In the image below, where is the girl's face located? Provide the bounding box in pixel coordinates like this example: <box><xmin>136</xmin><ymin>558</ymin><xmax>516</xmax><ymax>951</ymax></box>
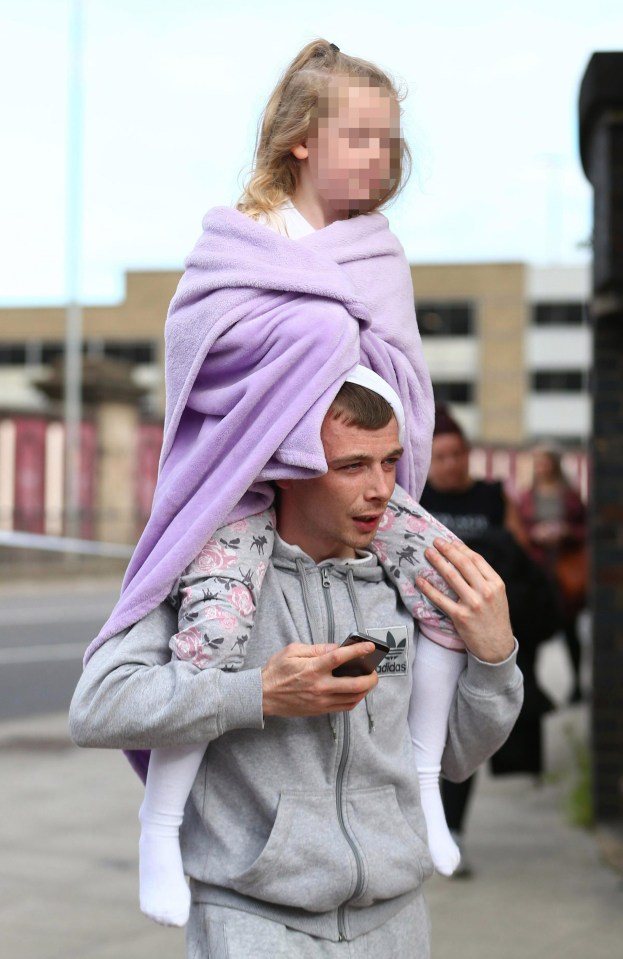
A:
<box><xmin>295</xmin><ymin>77</ymin><xmax>401</xmax><ymax>214</ymax></box>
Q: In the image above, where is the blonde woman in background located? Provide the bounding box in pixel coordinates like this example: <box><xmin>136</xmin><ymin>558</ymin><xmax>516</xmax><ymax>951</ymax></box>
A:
<box><xmin>518</xmin><ymin>445</ymin><xmax>588</xmax><ymax>704</ymax></box>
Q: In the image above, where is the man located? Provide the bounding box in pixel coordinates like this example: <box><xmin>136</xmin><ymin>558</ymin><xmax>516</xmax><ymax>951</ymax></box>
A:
<box><xmin>70</xmin><ymin>380</ymin><xmax>522</xmax><ymax>958</ymax></box>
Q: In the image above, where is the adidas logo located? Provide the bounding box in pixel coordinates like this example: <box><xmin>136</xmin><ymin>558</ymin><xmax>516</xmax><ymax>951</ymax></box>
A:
<box><xmin>365</xmin><ymin>626</ymin><xmax>409</xmax><ymax>677</ymax></box>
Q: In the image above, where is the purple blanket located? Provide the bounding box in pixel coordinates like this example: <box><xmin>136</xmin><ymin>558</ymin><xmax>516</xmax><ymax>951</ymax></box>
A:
<box><xmin>86</xmin><ymin>207</ymin><xmax>433</xmax><ymax>657</ymax></box>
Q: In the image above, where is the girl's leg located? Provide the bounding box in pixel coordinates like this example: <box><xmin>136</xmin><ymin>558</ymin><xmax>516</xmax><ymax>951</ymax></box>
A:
<box><xmin>374</xmin><ymin>485</ymin><xmax>467</xmax><ymax>874</ymax></box>
<box><xmin>139</xmin><ymin>508</ymin><xmax>276</xmax><ymax>926</ymax></box>
<box><xmin>408</xmin><ymin>635</ymin><xmax>467</xmax><ymax>876</ymax></box>
<box><xmin>170</xmin><ymin>509</ymin><xmax>276</xmax><ymax>671</ymax></box>
<box><xmin>139</xmin><ymin>744</ymin><xmax>206</xmax><ymax>926</ymax></box>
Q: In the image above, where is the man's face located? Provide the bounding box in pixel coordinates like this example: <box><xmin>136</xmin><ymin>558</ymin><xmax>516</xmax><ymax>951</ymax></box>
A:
<box><xmin>276</xmin><ymin>412</ymin><xmax>402</xmax><ymax>562</ymax></box>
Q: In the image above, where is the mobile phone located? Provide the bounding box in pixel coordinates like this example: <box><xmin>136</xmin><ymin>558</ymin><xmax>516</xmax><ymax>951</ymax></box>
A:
<box><xmin>332</xmin><ymin>632</ymin><xmax>391</xmax><ymax>677</ymax></box>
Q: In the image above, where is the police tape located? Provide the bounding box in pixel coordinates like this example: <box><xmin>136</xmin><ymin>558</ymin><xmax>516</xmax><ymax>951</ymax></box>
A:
<box><xmin>0</xmin><ymin>530</ymin><xmax>133</xmax><ymax>559</ymax></box>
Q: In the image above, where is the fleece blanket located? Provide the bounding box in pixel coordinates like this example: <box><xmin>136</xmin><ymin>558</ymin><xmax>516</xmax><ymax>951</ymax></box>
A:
<box><xmin>86</xmin><ymin>206</ymin><xmax>434</xmax><ymax>658</ymax></box>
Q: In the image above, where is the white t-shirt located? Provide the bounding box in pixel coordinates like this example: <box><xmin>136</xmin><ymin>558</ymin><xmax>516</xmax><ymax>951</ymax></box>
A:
<box><xmin>258</xmin><ymin>200</ymin><xmax>316</xmax><ymax>239</ymax></box>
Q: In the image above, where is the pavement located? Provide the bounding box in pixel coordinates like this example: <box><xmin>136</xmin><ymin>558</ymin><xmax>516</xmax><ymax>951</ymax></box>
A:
<box><xmin>1</xmin><ymin>635</ymin><xmax>622</xmax><ymax>959</ymax></box>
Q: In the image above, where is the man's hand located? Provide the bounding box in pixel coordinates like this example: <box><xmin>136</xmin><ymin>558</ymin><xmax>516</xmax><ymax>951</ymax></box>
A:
<box><xmin>262</xmin><ymin>642</ymin><xmax>378</xmax><ymax>718</ymax></box>
<box><xmin>416</xmin><ymin>538</ymin><xmax>515</xmax><ymax>664</ymax></box>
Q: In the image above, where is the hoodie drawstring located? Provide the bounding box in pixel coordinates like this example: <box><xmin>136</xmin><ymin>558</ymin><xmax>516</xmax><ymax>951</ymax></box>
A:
<box><xmin>295</xmin><ymin>559</ymin><xmax>337</xmax><ymax>740</ymax></box>
<box><xmin>346</xmin><ymin>569</ymin><xmax>375</xmax><ymax>733</ymax></box>
<box><xmin>295</xmin><ymin>559</ymin><xmax>323</xmax><ymax>645</ymax></box>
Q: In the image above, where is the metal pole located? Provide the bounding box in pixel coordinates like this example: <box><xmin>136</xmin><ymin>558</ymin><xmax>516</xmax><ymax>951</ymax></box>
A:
<box><xmin>579</xmin><ymin>52</ymin><xmax>623</xmax><ymax>826</ymax></box>
<box><xmin>64</xmin><ymin>0</ymin><xmax>84</xmax><ymax>540</ymax></box>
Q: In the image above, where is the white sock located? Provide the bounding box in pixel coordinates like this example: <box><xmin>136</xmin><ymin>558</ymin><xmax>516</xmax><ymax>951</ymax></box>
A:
<box><xmin>408</xmin><ymin>634</ymin><xmax>467</xmax><ymax>876</ymax></box>
<box><xmin>138</xmin><ymin>743</ymin><xmax>206</xmax><ymax>926</ymax></box>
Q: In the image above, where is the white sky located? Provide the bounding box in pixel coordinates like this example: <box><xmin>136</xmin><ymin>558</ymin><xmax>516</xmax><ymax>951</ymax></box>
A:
<box><xmin>1</xmin><ymin>0</ymin><xmax>621</xmax><ymax>305</ymax></box>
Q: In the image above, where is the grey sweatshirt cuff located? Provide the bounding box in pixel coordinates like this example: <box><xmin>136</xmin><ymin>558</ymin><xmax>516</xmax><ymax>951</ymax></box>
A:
<box><xmin>463</xmin><ymin>638</ymin><xmax>520</xmax><ymax>695</ymax></box>
<box><xmin>219</xmin><ymin>667</ymin><xmax>265</xmax><ymax>733</ymax></box>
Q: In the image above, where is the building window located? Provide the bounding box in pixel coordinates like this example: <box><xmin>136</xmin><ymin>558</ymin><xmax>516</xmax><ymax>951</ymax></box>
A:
<box><xmin>433</xmin><ymin>381</ymin><xmax>475</xmax><ymax>404</ymax></box>
<box><xmin>41</xmin><ymin>342</ymin><xmax>65</xmax><ymax>364</ymax></box>
<box><xmin>533</xmin><ymin>303</ymin><xmax>586</xmax><ymax>326</ymax></box>
<box><xmin>531</xmin><ymin>370</ymin><xmax>585</xmax><ymax>392</ymax></box>
<box><xmin>0</xmin><ymin>344</ymin><xmax>28</xmax><ymax>365</ymax></box>
<box><xmin>418</xmin><ymin>302</ymin><xmax>475</xmax><ymax>336</ymax></box>
<box><xmin>0</xmin><ymin>339</ymin><xmax>157</xmax><ymax>368</ymax></box>
<box><xmin>102</xmin><ymin>341</ymin><xmax>156</xmax><ymax>364</ymax></box>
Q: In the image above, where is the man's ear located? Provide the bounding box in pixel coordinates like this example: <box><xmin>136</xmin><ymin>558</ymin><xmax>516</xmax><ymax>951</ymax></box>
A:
<box><xmin>274</xmin><ymin>478</ymin><xmax>293</xmax><ymax>491</ymax></box>
<box><xmin>291</xmin><ymin>143</ymin><xmax>308</xmax><ymax>160</ymax></box>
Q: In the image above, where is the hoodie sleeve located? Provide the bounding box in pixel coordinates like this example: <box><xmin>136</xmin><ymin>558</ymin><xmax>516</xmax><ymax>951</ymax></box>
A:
<box><xmin>441</xmin><ymin>640</ymin><xmax>524</xmax><ymax>782</ymax></box>
<box><xmin>69</xmin><ymin>602</ymin><xmax>265</xmax><ymax>751</ymax></box>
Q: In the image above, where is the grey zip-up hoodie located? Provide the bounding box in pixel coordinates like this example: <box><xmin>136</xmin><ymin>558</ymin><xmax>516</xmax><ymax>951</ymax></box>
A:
<box><xmin>70</xmin><ymin>536</ymin><xmax>523</xmax><ymax>942</ymax></box>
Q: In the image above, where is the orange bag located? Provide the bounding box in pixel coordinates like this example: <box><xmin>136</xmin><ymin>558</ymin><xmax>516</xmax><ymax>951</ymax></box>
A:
<box><xmin>555</xmin><ymin>545</ymin><xmax>589</xmax><ymax>608</ymax></box>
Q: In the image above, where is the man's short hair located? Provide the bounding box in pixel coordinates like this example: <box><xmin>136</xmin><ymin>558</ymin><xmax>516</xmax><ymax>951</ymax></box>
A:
<box><xmin>328</xmin><ymin>382</ymin><xmax>395</xmax><ymax>431</ymax></box>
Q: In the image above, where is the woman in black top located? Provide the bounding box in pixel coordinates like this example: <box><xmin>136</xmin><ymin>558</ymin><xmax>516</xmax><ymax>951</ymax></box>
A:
<box><xmin>420</xmin><ymin>406</ymin><xmax>558</xmax><ymax>876</ymax></box>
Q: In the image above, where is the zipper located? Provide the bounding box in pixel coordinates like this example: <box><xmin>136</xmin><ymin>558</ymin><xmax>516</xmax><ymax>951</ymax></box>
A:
<box><xmin>321</xmin><ymin>567</ymin><xmax>365</xmax><ymax>939</ymax></box>
<box><xmin>336</xmin><ymin>710</ymin><xmax>365</xmax><ymax>938</ymax></box>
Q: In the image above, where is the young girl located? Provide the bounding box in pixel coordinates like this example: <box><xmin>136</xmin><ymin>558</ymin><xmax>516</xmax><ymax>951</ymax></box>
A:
<box><xmin>84</xmin><ymin>40</ymin><xmax>469</xmax><ymax>925</ymax></box>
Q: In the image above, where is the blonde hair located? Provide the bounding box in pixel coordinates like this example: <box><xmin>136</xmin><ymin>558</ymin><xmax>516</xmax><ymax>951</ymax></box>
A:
<box><xmin>237</xmin><ymin>39</ymin><xmax>410</xmax><ymax>220</ymax></box>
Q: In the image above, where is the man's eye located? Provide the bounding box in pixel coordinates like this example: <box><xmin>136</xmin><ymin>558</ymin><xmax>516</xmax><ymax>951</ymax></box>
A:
<box><xmin>341</xmin><ymin>462</ymin><xmax>362</xmax><ymax>471</ymax></box>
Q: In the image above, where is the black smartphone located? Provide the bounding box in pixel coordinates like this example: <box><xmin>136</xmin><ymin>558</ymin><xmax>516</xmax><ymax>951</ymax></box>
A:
<box><xmin>332</xmin><ymin>632</ymin><xmax>391</xmax><ymax>677</ymax></box>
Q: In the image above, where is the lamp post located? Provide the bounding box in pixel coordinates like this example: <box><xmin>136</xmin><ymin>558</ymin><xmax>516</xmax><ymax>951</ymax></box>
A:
<box><xmin>64</xmin><ymin>0</ymin><xmax>84</xmax><ymax>540</ymax></box>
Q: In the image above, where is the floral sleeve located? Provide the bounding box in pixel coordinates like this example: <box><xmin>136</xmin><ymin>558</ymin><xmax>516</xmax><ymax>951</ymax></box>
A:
<box><xmin>372</xmin><ymin>484</ymin><xmax>465</xmax><ymax>649</ymax></box>
<box><xmin>168</xmin><ymin>509</ymin><xmax>276</xmax><ymax>670</ymax></box>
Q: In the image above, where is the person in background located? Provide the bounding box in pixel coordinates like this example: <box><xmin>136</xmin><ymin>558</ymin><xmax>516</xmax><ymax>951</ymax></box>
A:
<box><xmin>517</xmin><ymin>444</ymin><xmax>588</xmax><ymax>704</ymax></box>
<box><xmin>419</xmin><ymin>405</ymin><xmax>527</xmax><ymax>550</ymax></box>
<box><xmin>420</xmin><ymin>405</ymin><xmax>559</xmax><ymax>876</ymax></box>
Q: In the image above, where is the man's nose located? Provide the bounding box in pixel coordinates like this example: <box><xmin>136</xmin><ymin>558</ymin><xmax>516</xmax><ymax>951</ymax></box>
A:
<box><xmin>365</xmin><ymin>468</ymin><xmax>394</xmax><ymax>502</ymax></box>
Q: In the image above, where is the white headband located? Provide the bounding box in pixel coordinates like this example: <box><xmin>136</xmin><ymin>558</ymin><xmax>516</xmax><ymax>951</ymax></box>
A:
<box><xmin>344</xmin><ymin>365</ymin><xmax>405</xmax><ymax>443</ymax></box>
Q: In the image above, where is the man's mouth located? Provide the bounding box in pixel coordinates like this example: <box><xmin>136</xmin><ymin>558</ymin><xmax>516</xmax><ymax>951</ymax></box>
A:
<box><xmin>352</xmin><ymin>514</ymin><xmax>382</xmax><ymax>533</ymax></box>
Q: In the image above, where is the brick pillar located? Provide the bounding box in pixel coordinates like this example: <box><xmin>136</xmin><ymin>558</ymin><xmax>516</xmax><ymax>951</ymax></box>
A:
<box><xmin>95</xmin><ymin>401</ymin><xmax>140</xmax><ymax>545</ymax></box>
<box><xmin>35</xmin><ymin>357</ymin><xmax>148</xmax><ymax>546</ymax></box>
<box><xmin>580</xmin><ymin>53</ymin><xmax>623</xmax><ymax>824</ymax></box>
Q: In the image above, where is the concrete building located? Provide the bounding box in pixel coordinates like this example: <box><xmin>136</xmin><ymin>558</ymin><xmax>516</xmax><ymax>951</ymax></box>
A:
<box><xmin>0</xmin><ymin>262</ymin><xmax>591</xmax><ymax>445</ymax></box>
<box><xmin>412</xmin><ymin>262</ymin><xmax>591</xmax><ymax>445</ymax></box>
<box><xmin>0</xmin><ymin>262</ymin><xmax>590</xmax><ymax>541</ymax></box>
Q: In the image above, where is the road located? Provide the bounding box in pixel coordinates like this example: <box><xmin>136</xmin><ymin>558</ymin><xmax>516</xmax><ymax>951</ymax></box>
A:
<box><xmin>0</xmin><ymin>576</ymin><xmax>590</xmax><ymax>724</ymax></box>
<box><xmin>0</xmin><ymin>578</ymin><xmax>122</xmax><ymax>721</ymax></box>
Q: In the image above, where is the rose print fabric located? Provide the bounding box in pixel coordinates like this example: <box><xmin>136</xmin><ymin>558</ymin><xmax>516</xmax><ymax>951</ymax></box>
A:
<box><xmin>372</xmin><ymin>483</ymin><xmax>465</xmax><ymax>651</ymax></box>
<box><xmin>168</xmin><ymin>511</ymin><xmax>274</xmax><ymax>669</ymax></box>
<box><xmin>168</xmin><ymin>485</ymin><xmax>464</xmax><ymax>670</ymax></box>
